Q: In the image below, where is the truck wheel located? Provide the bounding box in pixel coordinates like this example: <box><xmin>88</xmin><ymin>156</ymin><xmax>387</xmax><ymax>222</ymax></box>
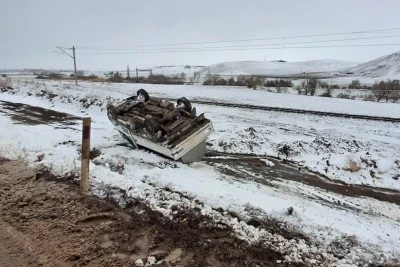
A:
<box><xmin>177</xmin><ymin>97</ymin><xmax>192</xmax><ymax>112</ymax></box>
<box><xmin>137</xmin><ymin>89</ymin><xmax>150</xmax><ymax>102</ymax></box>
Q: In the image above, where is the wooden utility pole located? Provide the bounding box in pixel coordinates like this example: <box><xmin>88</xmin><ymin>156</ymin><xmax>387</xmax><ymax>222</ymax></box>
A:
<box><xmin>72</xmin><ymin>46</ymin><xmax>77</xmax><ymax>85</ymax></box>
<box><xmin>56</xmin><ymin>46</ymin><xmax>78</xmax><ymax>85</ymax></box>
<box><xmin>80</xmin><ymin>117</ymin><xmax>91</xmax><ymax>193</ymax></box>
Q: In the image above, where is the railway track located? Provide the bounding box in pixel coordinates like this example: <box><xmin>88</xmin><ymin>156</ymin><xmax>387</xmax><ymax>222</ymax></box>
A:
<box><xmin>190</xmin><ymin>99</ymin><xmax>400</xmax><ymax>123</ymax></box>
<box><xmin>109</xmin><ymin>88</ymin><xmax>400</xmax><ymax>123</ymax></box>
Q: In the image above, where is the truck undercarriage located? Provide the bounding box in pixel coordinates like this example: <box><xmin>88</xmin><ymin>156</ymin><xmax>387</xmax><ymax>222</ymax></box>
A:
<box><xmin>106</xmin><ymin>89</ymin><xmax>214</xmax><ymax>163</ymax></box>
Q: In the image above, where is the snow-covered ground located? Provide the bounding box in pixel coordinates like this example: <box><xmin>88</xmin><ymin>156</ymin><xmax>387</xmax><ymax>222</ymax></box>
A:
<box><xmin>1</xmin><ymin>78</ymin><xmax>400</xmax><ymax>266</ymax></box>
<box><xmin>23</xmin><ymin>79</ymin><xmax>398</xmax><ymax>118</ymax></box>
<box><xmin>4</xmin><ymin>78</ymin><xmax>400</xmax><ymax>189</ymax></box>
<box><xmin>123</xmin><ymin>83</ymin><xmax>400</xmax><ymax>117</ymax></box>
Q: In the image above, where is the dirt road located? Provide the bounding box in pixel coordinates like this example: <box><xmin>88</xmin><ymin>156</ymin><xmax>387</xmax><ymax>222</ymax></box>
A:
<box><xmin>0</xmin><ymin>158</ymin><xmax>285</xmax><ymax>267</ymax></box>
<box><xmin>0</xmin><ymin>222</ymin><xmax>37</xmax><ymax>267</ymax></box>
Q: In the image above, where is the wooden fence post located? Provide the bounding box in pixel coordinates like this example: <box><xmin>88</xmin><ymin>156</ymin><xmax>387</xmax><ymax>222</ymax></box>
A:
<box><xmin>80</xmin><ymin>117</ymin><xmax>91</xmax><ymax>192</ymax></box>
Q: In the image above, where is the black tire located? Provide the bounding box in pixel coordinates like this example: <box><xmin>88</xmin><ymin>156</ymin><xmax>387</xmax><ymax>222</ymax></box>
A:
<box><xmin>137</xmin><ymin>88</ymin><xmax>150</xmax><ymax>102</ymax></box>
<box><xmin>177</xmin><ymin>97</ymin><xmax>192</xmax><ymax>112</ymax></box>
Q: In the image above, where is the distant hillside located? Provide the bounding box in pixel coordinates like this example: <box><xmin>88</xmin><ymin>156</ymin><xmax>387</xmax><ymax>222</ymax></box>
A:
<box><xmin>339</xmin><ymin>52</ymin><xmax>400</xmax><ymax>78</ymax></box>
<box><xmin>198</xmin><ymin>60</ymin><xmax>357</xmax><ymax>77</ymax></box>
<box><xmin>151</xmin><ymin>65</ymin><xmax>205</xmax><ymax>77</ymax></box>
<box><xmin>4</xmin><ymin>52</ymin><xmax>400</xmax><ymax>82</ymax></box>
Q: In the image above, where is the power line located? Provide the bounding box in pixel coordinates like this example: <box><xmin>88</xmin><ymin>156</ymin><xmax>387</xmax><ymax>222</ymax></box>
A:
<box><xmin>76</xmin><ymin>27</ymin><xmax>400</xmax><ymax>49</ymax></box>
<box><xmin>76</xmin><ymin>34</ymin><xmax>400</xmax><ymax>52</ymax></box>
<box><xmin>77</xmin><ymin>43</ymin><xmax>400</xmax><ymax>55</ymax></box>
<box><xmin>56</xmin><ymin>46</ymin><xmax>78</xmax><ymax>85</ymax></box>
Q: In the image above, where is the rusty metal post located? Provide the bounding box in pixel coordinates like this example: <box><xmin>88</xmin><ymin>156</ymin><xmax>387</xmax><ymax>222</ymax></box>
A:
<box><xmin>80</xmin><ymin>117</ymin><xmax>91</xmax><ymax>192</ymax></box>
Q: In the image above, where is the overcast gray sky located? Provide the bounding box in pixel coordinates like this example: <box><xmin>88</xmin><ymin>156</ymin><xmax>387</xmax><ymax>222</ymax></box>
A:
<box><xmin>2</xmin><ymin>0</ymin><xmax>400</xmax><ymax>70</ymax></box>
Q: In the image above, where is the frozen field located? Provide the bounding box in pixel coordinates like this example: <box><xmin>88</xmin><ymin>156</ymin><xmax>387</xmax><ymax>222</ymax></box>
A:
<box><xmin>35</xmin><ymin>81</ymin><xmax>398</xmax><ymax>118</ymax></box>
<box><xmin>1</xmin><ymin>78</ymin><xmax>400</xmax><ymax>266</ymax></box>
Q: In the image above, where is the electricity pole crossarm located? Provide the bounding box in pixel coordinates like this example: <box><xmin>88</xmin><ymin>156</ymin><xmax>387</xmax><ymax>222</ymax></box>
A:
<box><xmin>56</xmin><ymin>46</ymin><xmax>78</xmax><ymax>85</ymax></box>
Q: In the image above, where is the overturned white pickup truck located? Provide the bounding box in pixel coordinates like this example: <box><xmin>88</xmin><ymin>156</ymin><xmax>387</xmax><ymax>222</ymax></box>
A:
<box><xmin>106</xmin><ymin>89</ymin><xmax>214</xmax><ymax>163</ymax></box>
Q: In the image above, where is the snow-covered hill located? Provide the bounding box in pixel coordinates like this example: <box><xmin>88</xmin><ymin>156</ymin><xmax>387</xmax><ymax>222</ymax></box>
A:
<box><xmin>151</xmin><ymin>65</ymin><xmax>205</xmax><ymax>77</ymax></box>
<box><xmin>3</xmin><ymin>51</ymin><xmax>400</xmax><ymax>82</ymax></box>
<box><xmin>198</xmin><ymin>60</ymin><xmax>358</xmax><ymax>78</ymax></box>
<box><xmin>339</xmin><ymin>52</ymin><xmax>400</xmax><ymax>79</ymax></box>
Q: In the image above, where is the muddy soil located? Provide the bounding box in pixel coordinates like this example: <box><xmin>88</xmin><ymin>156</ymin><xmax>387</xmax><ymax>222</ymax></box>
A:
<box><xmin>0</xmin><ymin>100</ymin><xmax>80</xmax><ymax>125</ymax></box>
<box><xmin>0</xmin><ymin>158</ymin><xmax>291</xmax><ymax>267</ymax></box>
<box><xmin>204</xmin><ymin>151</ymin><xmax>400</xmax><ymax>206</ymax></box>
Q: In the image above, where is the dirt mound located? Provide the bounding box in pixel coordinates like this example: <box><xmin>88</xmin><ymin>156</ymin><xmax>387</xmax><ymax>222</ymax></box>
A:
<box><xmin>0</xmin><ymin>159</ymin><xmax>287</xmax><ymax>267</ymax></box>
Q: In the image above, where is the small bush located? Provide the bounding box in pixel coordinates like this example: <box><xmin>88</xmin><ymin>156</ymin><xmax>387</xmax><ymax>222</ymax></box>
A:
<box><xmin>246</xmin><ymin>76</ymin><xmax>257</xmax><ymax>89</ymax></box>
<box><xmin>318</xmin><ymin>81</ymin><xmax>329</xmax><ymax>89</ymax></box>
<box><xmin>1</xmin><ymin>74</ymin><xmax>7</xmax><ymax>78</ymax></box>
<box><xmin>348</xmin><ymin>79</ymin><xmax>362</xmax><ymax>89</ymax></box>
<box><xmin>108</xmin><ymin>72</ymin><xmax>124</xmax><ymax>83</ymax></box>
<box><xmin>233</xmin><ymin>75</ymin><xmax>246</xmax><ymax>86</ymax></box>
<box><xmin>301</xmin><ymin>78</ymin><xmax>318</xmax><ymax>95</ymax></box>
<box><xmin>203</xmin><ymin>79</ymin><xmax>213</xmax><ymax>85</ymax></box>
<box><xmin>234</xmin><ymin>79</ymin><xmax>246</xmax><ymax>86</ymax></box>
<box><xmin>0</xmin><ymin>77</ymin><xmax>12</xmax><ymax>87</ymax></box>
<box><xmin>132</xmin><ymin>76</ymin><xmax>145</xmax><ymax>83</ymax></box>
<box><xmin>203</xmin><ymin>77</ymin><xmax>228</xmax><ymax>86</ymax></box>
<box><xmin>78</xmin><ymin>74</ymin><xmax>106</xmax><ymax>82</ymax></box>
<box><xmin>245</xmin><ymin>76</ymin><xmax>264</xmax><ymax>89</ymax></box>
<box><xmin>295</xmin><ymin>85</ymin><xmax>303</xmax><ymax>95</ymax></box>
<box><xmin>227</xmin><ymin>77</ymin><xmax>235</xmax><ymax>86</ymax></box>
<box><xmin>265</xmin><ymin>79</ymin><xmax>293</xmax><ymax>88</ymax></box>
<box><xmin>362</xmin><ymin>94</ymin><xmax>376</xmax><ymax>102</ymax></box>
<box><xmin>286</xmin><ymin>207</ymin><xmax>294</xmax><ymax>215</ymax></box>
<box><xmin>48</xmin><ymin>72</ymin><xmax>65</xmax><ymax>79</ymax></box>
<box><xmin>214</xmin><ymin>78</ymin><xmax>227</xmax><ymax>86</ymax></box>
<box><xmin>320</xmin><ymin>91</ymin><xmax>332</xmax><ymax>97</ymax></box>
<box><xmin>308</xmin><ymin>78</ymin><xmax>318</xmax><ymax>96</ymax></box>
<box><xmin>146</xmin><ymin>74</ymin><xmax>184</xmax><ymax>84</ymax></box>
<box><xmin>372</xmin><ymin>80</ymin><xmax>392</xmax><ymax>102</ymax></box>
<box><xmin>337</xmin><ymin>93</ymin><xmax>351</xmax><ymax>99</ymax></box>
